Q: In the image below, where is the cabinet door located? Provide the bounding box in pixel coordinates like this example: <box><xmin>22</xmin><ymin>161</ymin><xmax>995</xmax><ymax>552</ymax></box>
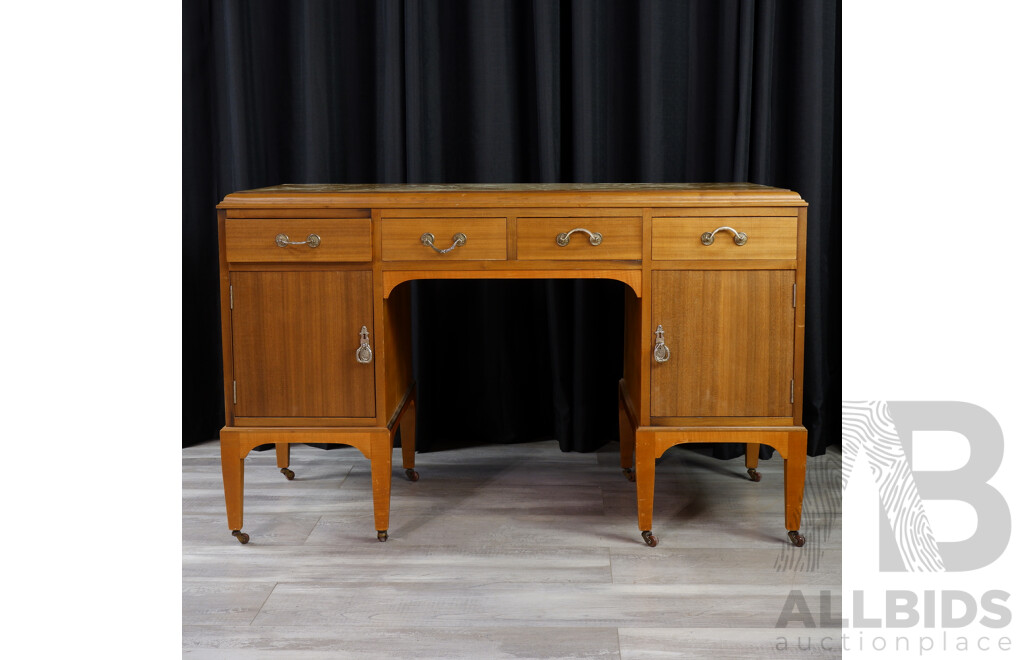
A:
<box><xmin>651</xmin><ymin>270</ymin><xmax>795</xmax><ymax>418</ymax></box>
<box><xmin>230</xmin><ymin>271</ymin><xmax>375</xmax><ymax>418</ymax></box>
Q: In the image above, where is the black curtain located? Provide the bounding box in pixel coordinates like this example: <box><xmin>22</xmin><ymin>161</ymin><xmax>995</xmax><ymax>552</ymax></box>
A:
<box><xmin>183</xmin><ymin>0</ymin><xmax>839</xmax><ymax>456</ymax></box>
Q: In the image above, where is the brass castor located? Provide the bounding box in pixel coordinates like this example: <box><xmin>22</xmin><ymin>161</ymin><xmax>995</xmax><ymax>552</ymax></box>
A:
<box><xmin>405</xmin><ymin>468</ymin><xmax>420</xmax><ymax>482</ymax></box>
<box><xmin>281</xmin><ymin>468</ymin><xmax>295</xmax><ymax>480</ymax></box>
<box><xmin>788</xmin><ymin>530</ymin><xmax>806</xmax><ymax>547</ymax></box>
<box><xmin>747</xmin><ymin>468</ymin><xmax>762</xmax><ymax>482</ymax></box>
<box><xmin>377</xmin><ymin>530</ymin><xmax>389</xmax><ymax>542</ymax></box>
<box><xmin>641</xmin><ymin>530</ymin><xmax>658</xmax><ymax>547</ymax></box>
<box><xmin>232</xmin><ymin>530</ymin><xmax>250</xmax><ymax>544</ymax></box>
<box><xmin>622</xmin><ymin>468</ymin><xmax>636</xmax><ymax>482</ymax></box>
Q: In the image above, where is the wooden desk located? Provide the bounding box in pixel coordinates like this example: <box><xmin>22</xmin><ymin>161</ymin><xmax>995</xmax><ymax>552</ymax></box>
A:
<box><xmin>217</xmin><ymin>183</ymin><xmax>808</xmax><ymax>547</ymax></box>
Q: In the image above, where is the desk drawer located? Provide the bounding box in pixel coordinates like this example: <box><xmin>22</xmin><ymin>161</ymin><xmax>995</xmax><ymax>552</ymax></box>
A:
<box><xmin>225</xmin><ymin>218</ymin><xmax>371</xmax><ymax>262</ymax></box>
<box><xmin>652</xmin><ymin>217</ymin><xmax>797</xmax><ymax>260</ymax></box>
<box><xmin>517</xmin><ymin>217</ymin><xmax>641</xmax><ymax>260</ymax></box>
<box><xmin>382</xmin><ymin>217</ymin><xmax>507</xmax><ymax>261</ymax></box>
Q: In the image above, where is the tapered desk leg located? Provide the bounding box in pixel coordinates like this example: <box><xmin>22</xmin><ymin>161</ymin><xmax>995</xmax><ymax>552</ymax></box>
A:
<box><xmin>745</xmin><ymin>443</ymin><xmax>762</xmax><ymax>482</ymax></box>
<box><xmin>220</xmin><ymin>430</ymin><xmax>248</xmax><ymax>544</ymax></box>
<box><xmin>618</xmin><ymin>398</ymin><xmax>636</xmax><ymax>482</ymax></box>
<box><xmin>784</xmin><ymin>430</ymin><xmax>808</xmax><ymax>546</ymax></box>
<box><xmin>635</xmin><ymin>430</ymin><xmax>658</xmax><ymax>547</ymax></box>
<box><xmin>276</xmin><ymin>443</ymin><xmax>294</xmax><ymax>480</ymax></box>
<box><xmin>370</xmin><ymin>430</ymin><xmax>393</xmax><ymax>542</ymax></box>
<box><xmin>400</xmin><ymin>400</ymin><xmax>418</xmax><ymax>482</ymax></box>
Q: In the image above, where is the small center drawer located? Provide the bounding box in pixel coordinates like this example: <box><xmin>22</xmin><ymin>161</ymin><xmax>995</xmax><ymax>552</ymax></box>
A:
<box><xmin>382</xmin><ymin>217</ymin><xmax>507</xmax><ymax>261</ymax></box>
<box><xmin>225</xmin><ymin>218</ymin><xmax>371</xmax><ymax>262</ymax></box>
<box><xmin>652</xmin><ymin>216</ymin><xmax>797</xmax><ymax>260</ymax></box>
<box><xmin>517</xmin><ymin>217</ymin><xmax>642</xmax><ymax>260</ymax></box>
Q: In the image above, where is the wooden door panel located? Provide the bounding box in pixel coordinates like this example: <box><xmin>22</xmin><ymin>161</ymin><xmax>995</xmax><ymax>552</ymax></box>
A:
<box><xmin>231</xmin><ymin>271</ymin><xmax>375</xmax><ymax>418</ymax></box>
<box><xmin>651</xmin><ymin>270</ymin><xmax>795</xmax><ymax>417</ymax></box>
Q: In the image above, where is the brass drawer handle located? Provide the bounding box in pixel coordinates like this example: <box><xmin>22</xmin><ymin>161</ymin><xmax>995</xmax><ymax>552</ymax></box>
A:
<box><xmin>421</xmin><ymin>232</ymin><xmax>467</xmax><ymax>255</ymax></box>
<box><xmin>700</xmin><ymin>226</ymin><xmax>747</xmax><ymax>246</ymax></box>
<box><xmin>653</xmin><ymin>325</ymin><xmax>671</xmax><ymax>363</ymax></box>
<box><xmin>355</xmin><ymin>326</ymin><xmax>373</xmax><ymax>364</ymax></box>
<box><xmin>275</xmin><ymin>233</ymin><xmax>321</xmax><ymax>248</ymax></box>
<box><xmin>556</xmin><ymin>228</ymin><xmax>603</xmax><ymax>246</ymax></box>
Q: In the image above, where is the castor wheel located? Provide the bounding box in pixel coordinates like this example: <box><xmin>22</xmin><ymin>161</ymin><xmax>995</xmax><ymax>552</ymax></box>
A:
<box><xmin>232</xmin><ymin>530</ymin><xmax>250</xmax><ymax>544</ymax></box>
<box><xmin>405</xmin><ymin>468</ymin><xmax>419</xmax><ymax>482</ymax></box>
<box><xmin>788</xmin><ymin>530</ymin><xmax>806</xmax><ymax>547</ymax></box>
<box><xmin>747</xmin><ymin>468</ymin><xmax>762</xmax><ymax>482</ymax></box>
<box><xmin>377</xmin><ymin>530</ymin><xmax>389</xmax><ymax>542</ymax></box>
<box><xmin>281</xmin><ymin>468</ymin><xmax>295</xmax><ymax>480</ymax></box>
<box><xmin>622</xmin><ymin>468</ymin><xmax>636</xmax><ymax>482</ymax></box>
<box><xmin>641</xmin><ymin>530</ymin><xmax>658</xmax><ymax>547</ymax></box>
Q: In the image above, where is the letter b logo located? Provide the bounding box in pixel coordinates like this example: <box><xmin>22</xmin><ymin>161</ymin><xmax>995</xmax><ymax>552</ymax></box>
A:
<box><xmin>843</xmin><ymin>401</ymin><xmax>1010</xmax><ymax>572</ymax></box>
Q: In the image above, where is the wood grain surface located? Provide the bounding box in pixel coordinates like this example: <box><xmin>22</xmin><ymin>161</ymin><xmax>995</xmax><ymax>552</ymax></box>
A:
<box><xmin>381</xmin><ymin>217</ymin><xmax>507</xmax><ymax>261</ymax></box>
<box><xmin>230</xmin><ymin>271</ymin><xmax>375</xmax><ymax>418</ymax></box>
<box><xmin>225</xmin><ymin>218</ymin><xmax>372</xmax><ymax>262</ymax></box>
<box><xmin>651</xmin><ymin>217</ymin><xmax>798</xmax><ymax>260</ymax></box>
<box><xmin>651</xmin><ymin>270</ymin><xmax>796</xmax><ymax>417</ymax></box>
<box><xmin>516</xmin><ymin>216</ymin><xmax>642</xmax><ymax>260</ymax></box>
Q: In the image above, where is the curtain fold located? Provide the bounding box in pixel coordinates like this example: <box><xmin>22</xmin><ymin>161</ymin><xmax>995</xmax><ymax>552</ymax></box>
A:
<box><xmin>184</xmin><ymin>0</ymin><xmax>839</xmax><ymax>456</ymax></box>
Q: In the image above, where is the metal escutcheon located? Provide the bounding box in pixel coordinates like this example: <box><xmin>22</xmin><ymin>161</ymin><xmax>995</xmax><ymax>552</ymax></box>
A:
<box><xmin>356</xmin><ymin>326</ymin><xmax>373</xmax><ymax>364</ymax></box>
<box><xmin>700</xmin><ymin>226</ymin><xmax>746</xmax><ymax>246</ymax></box>
<box><xmin>653</xmin><ymin>324</ymin><xmax>671</xmax><ymax>363</ymax></box>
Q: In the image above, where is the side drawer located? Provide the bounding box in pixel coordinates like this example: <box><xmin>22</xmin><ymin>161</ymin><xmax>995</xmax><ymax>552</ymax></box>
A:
<box><xmin>652</xmin><ymin>217</ymin><xmax>797</xmax><ymax>260</ymax></box>
<box><xmin>517</xmin><ymin>217</ymin><xmax>642</xmax><ymax>260</ymax></box>
<box><xmin>382</xmin><ymin>217</ymin><xmax>507</xmax><ymax>261</ymax></box>
<box><xmin>225</xmin><ymin>218</ymin><xmax>372</xmax><ymax>262</ymax></box>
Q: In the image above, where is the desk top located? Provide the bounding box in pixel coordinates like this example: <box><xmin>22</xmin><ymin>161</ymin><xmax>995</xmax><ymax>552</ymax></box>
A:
<box><xmin>219</xmin><ymin>183</ymin><xmax>806</xmax><ymax>209</ymax></box>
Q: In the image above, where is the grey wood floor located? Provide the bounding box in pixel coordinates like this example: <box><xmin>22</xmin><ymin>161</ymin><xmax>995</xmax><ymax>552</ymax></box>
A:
<box><xmin>183</xmin><ymin>440</ymin><xmax>841</xmax><ymax>659</ymax></box>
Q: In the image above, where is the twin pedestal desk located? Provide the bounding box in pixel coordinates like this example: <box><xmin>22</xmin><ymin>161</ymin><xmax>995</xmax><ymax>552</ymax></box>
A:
<box><xmin>217</xmin><ymin>183</ymin><xmax>808</xmax><ymax>548</ymax></box>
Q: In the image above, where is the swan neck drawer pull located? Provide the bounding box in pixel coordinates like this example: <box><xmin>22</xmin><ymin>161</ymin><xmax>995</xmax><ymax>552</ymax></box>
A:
<box><xmin>275</xmin><ymin>233</ymin><xmax>321</xmax><ymax>248</ymax></box>
<box><xmin>421</xmin><ymin>232</ymin><xmax>467</xmax><ymax>254</ymax></box>
<box><xmin>556</xmin><ymin>228</ymin><xmax>603</xmax><ymax>246</ymax></box>
<box><xmin>700</xmin><ymin>226</ymin><xmax>747</xmax><ymax>246</ymax></box>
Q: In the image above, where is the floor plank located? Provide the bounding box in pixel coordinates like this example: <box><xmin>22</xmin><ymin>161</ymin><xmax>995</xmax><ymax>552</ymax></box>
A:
<box><xmin>618</xmin><ymin>627</ymin><xmax>843</xmax><ymax>659</ymax></box>
<box><xmin>182</xmin><ymin>582</ymin><xmax>278</xmax><ymax>626</ymax></box>
<box><xmin>183</xmin><ymin>625</ymin><xmax>621</xmax><ymax>659</ymax></box>
<box><xmin>184</xmin><ymin>545</ymin><xmax>612</xmax><ymax>583</ymax></box>
<box><xmin>183</xmin><ymin>439</ymin><xmax>842</xmax><ymax>657</ymax></box>
<box><xmin>609</xmin><ymin>547</ymin><xmax>840</xmax><ymax>586</ymax></box>
<box><xmin>249</xmin><ymin>582</ymin><xmax>832</xmax><ymax>629</ymax></box>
